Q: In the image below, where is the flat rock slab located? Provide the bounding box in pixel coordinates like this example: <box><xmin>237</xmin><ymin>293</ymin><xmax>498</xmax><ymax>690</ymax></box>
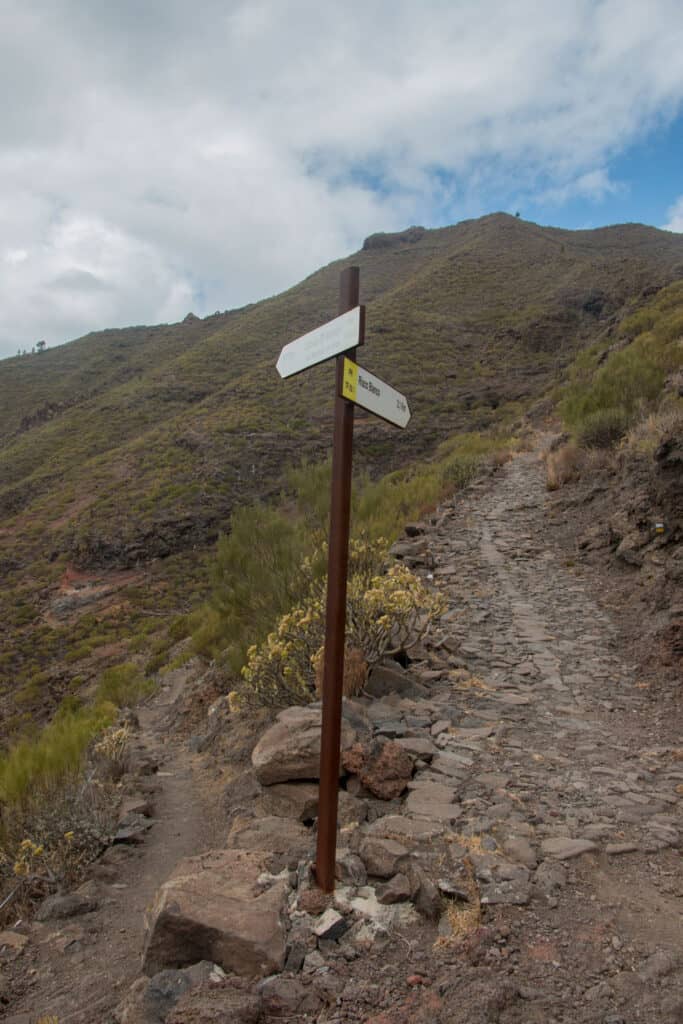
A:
<box><xmin>227</xmin><ymin>816</ymin><xmax>312</xmax><ymax>865</ymax></box>
<box><xmin>540</xmin><ymin>838</ymin><xmax>599</xmax><ymax>860</ymax></box>
<box><xmin>143</xmin><ymin>849</ymin><xmax>288</xmax><ymax>978</ymax></box>
<box><xmin>251</xmin><ymin>706</ymin><xmax>358</xmax><ymax>785</ymax></box>
<box><xmin>405</xmin><ymin>781</ymin><xmax>456</xmax><ymax>804</ymax></box>
<box><xmin>394</xmin><ymin>736</ymin><xmax>438</xmax><ymax>760</ymax></box>
<box><xmin>365</xmin><ymin>815</ymin><xmax>445</xmax><ymax>842</ymax></box>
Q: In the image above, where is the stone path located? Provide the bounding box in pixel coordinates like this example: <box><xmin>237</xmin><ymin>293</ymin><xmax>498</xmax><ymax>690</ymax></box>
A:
<box><xmin>396</xmin><ymin>449</ymin><xmax>682</xmax><ymax>866</ymax></box>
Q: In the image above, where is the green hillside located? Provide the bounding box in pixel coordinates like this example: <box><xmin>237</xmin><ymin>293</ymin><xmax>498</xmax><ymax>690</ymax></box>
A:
<box><xmin>1</xmin><ymin>213</ymin><xmax>682</xmax><ymax>738</ymax></box>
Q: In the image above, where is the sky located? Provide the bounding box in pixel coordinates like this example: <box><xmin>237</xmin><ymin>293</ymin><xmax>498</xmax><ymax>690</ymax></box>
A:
<box><xmin>1</xmin><ymin>0</ymin><xmax>683</xmax><ymax>360</ymax></box>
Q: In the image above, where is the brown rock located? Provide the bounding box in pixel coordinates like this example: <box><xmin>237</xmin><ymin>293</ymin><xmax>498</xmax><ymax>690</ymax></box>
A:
<box><xmin>342</xmin><ymin>739</ymin><xmax>414</xmax><ymax>800</ymax></box>
<box><xmin>376</xmin><ymin>873</ymin><xmax>412</xmax><ymax>904</ymax></box>
<box><xmin>167</xmin><ymin>984</ymin><xmax>263</xmax><ymax>1024</ymax></box>
<box><xmin>227</xmin><ymin>815</ymin><xmax>312</xmax><ymax>867</ymax></box>
<box><xmin>297</xmin><ymin>888</ymin><xmax>330</xmax><ymax>916</ymax></box>
<box><xmin>338</xmin><ymin>790</ymin><xmax>368</xmax><ymax>826</ymax></box>
<box><xmin>257</xmin><ymin>782</ymin><xmax>319</xmax><ymax>822</ymax></box>
<box><xmin>251</xmin><ymin>706</ymin><xmax>358</xmax><ymax>785</ymax></box>
<box><xmin>358</xmin><ymin>836</ymin><xmax>410</xmax><ymax>879</ymax></box>
<box><xmin>142</xmin><ymin>849</ymin><xmax>288</xmax><ymax>978</ymax></box>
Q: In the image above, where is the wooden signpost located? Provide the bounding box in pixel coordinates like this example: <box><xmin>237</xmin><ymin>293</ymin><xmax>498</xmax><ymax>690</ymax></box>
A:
<box><xmin>276</xmin><ymin>267</ymin><xmax>410</xmax><ymax>892</ymax></box>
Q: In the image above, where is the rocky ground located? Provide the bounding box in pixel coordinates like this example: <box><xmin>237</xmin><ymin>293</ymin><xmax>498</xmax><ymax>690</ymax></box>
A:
<box><xmin>2</xmin><ymin>443</ymin><xmax>681</xmax><ymax>1024</ymax></box>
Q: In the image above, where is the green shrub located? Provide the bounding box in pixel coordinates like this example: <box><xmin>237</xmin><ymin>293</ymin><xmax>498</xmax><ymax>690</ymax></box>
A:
<box><xmin>95</xmin><ymin>663</ymin><xmax>152</xmax><ymax>707</ymax></box>
<box><xmin>0</xmin><ymin>702</ymin><xmax>116</xmax><ymax>810</ymax></box>
<box><xmin>193</xmin><ymin>502</ymin><xmax>314</xmax><ymax>672</ymax></box>
<box><xmin>576</xmin><ymin>407</ymin><xmax>630</xmax><ymax>449</ymax></box>
<box><xmin>560</xmin><ymin>281</ymin><xmax>683</xmax><ymax>445</ymax></box>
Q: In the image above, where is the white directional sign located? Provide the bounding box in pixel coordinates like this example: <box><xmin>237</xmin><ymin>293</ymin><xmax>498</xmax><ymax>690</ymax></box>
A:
<box><xmin>340</xmin><ymin>357</ymin><xmax>411</xmax><ymax>428</ymax></box>
<box><xmin>276</xmin><ymin>306</ymin><xmax>363</xmax><ymax>379</ymax></box>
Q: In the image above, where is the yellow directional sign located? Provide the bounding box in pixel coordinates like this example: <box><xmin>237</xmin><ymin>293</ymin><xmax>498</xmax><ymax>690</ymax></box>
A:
<box><xmin>341</xmin><ymin>357</ymin><xmax>410</xmax><ymax>428</ymax></box>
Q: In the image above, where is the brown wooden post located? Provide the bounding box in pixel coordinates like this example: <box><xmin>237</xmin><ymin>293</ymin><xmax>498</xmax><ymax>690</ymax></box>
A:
<box><xmin>315</xmin><ymin>266</ymin><xmax>362</xmax><ymax>892</ymax></box>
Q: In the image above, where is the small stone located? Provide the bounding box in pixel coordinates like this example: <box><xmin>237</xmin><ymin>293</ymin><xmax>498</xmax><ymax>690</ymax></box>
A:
<box><xmin>480</xmin><ymin>880</ymin><xmax>531</xmax><ymax>906</ymax></box>
<box><xmin>376</xmin><ymin>873</ymin><xmax>412</xmax><ymax>905</ymax></box>
<box><xmin>258</xmin><ymin>782</ymin><xmax>319</xmax><ymax>822</ymax></box>
<box><xmin>533</xmin><ymin>860</ymin><xmax>567</xmax><ymax>893</ymax></box>
<box><xmin>411</xmin><ymin>868</ymin><xmax>443</xmax><ymax>921</ymax></box>
<box><xmin>227</xmin><ymin>816</ymin><xmax>312</xmax><ymax>867</ymax></box>
<box><xmin>303</xmin><ymin>950</ymin><xmax>327</xmax><ymax>973</ymax></box>
<box><xmin>114</xmin><ymin>817</ymin><xmax>155</xmax><ymax>844</ymax></box>
<box><xmin>313</xmin><ymin>908</ymin><xmax>348</xmax><ymax>942</ymax></box>
<box><xmin>358</xmin><ymin>837</ymin><xmax>409</xmax><ymax>879</ymax></box>
<box><xmin>431</xmin><ymin>720</ymin><xmax>450</xmax><ymax>737</ymax></box>
<box><xmin>638</xmin><ymin>950</ymin><xmax>680</xmax><ymax>982</ymax></box>
<box><xmin>335</xmin><ymin>851</ymin><xmax>367</xmax><ymax>887</ymax></box>
<box><xmin>407</xmin><ymin>973</ymin><xmax>429</xmax><ymax>986</ymax></box>
<box><xmin>605</xmin><ymin>842</ymin><xmax>639</xmax><ymax>856</ymax></box>
<box><xmin>298</xmin><ymin>888</ymin><xmax>330</xmax><ymax>916</ymax></box>
<box><xmin>437</xmin><ymin>879</ymin><xmax>469</xmax><ymax>902</ymax></box>
<box><xmin>503</xmin><ymin>837</ymin><xmax>537</xmax><ymax>868</ymax></box>
<box><xmin>36</xmin><ymin>893</ymin><xmax>98</xmax><ymax>921</ymax></box>
<box><xmin>540</xmin><ymin>838</ymin><xmax>598</xmax><ymax>860</ymax></box>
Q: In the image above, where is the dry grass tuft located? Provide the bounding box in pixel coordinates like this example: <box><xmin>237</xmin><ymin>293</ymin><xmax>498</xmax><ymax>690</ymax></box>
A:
<box><xmin>451</xmin><ymin>673</ymin><xmax>492</xmax><ymax>693</ymax></box>
<box><xmin>435</xmin><ymin>853</ymin><xmax>481</xmax><ymax>945</ymax></box>
<box><xmin>314</xmin><ymin>645</ymin><xmax>368</xmax><ymax>698</ymax></box>
<box><xmin>623</xmin><ymin>404</ymin><xmax>683</xmax><ymax>456</ymax></box>
<box><xmin>543</xmin><ymin>443</ymin><xmax>581</xmax><ymax>491</ymax></box>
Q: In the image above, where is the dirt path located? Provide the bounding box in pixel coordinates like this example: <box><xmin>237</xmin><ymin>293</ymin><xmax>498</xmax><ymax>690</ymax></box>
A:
<box><xmin>5</xmin><ymin>672</ymin><xmax>216</xmax><ymax>1024</ymax></box>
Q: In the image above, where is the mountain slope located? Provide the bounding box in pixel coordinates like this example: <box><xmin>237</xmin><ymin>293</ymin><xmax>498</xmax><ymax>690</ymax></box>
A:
<box><xmin>1</xmin><ymin>213</ymin><xmax>682</xmax><ymax>735</ymax></box>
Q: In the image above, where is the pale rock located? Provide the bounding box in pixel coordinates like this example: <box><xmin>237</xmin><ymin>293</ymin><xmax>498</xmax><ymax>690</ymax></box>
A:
<box><xmin>313</xmin><ymin>908</ymin><xmax>348</xmax><ymax>942</ymax></box>
<box><xmin>540</xmin><ymin>837</ymin><xmax>598</xmax><ymax>860</ymax></box>
<box><xmin>251</xmin><ymin>706</ymin><xmax>358</xmax><ymax>785</ymax></box>
<box><xmin>503</xmin><ymin>837</ymin><xmax>538</xmax><ymax>869</ymax></box>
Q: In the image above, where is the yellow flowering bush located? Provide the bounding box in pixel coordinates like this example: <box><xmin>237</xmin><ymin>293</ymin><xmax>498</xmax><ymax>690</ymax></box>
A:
<box><xmin>9</xmin><ymin>828</ymin><xmax>87</xmax><ymax>898</ymax></box>
<box><xmin>239</xmin><ymin>536</ymin><xmax>445</xmax><ymax>708</ymax></box>
<box><xmin>92</xmin><ymin>724</ymin><xmax>131</xmax><ymax>782</ymax></box>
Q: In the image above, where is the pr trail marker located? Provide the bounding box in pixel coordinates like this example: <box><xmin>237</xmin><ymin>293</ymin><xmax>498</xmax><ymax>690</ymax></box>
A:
<box><xmin>341</xmin><ymin>357</ymin><xmax>411</xmax><ymax>429</ymax></box>
<box><xmin>276</xmin><ymin>267</ymin><xmax>410</xmax><ymax>892</ymax></box>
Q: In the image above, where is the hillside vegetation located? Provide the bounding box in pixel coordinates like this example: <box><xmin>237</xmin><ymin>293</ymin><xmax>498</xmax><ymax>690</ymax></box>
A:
<box><xmin>1</xmin><ymin>213</ymin><xmax>682</xmax><ymax>743</ymax></box>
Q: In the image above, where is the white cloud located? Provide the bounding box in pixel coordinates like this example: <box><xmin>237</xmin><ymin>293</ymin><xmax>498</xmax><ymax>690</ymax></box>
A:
<box><xmin>1</xmin><ymin>0</ymin><xmax>683</xmax><ymax>356</ymax></box>
<box><xmin>663</xmin><ymin>196</ymin><xmax>683</xmax><ymax>232</ymax></box>
<box><xmin>537</xmin><ymin>168</ymin><xmax>623</xmax><ymax>206</ymax></box>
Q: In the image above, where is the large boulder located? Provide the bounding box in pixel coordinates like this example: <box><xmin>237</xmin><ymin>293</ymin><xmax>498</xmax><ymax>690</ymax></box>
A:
<box><xmin>251</xmin><ymin>705</ymin><xmax>359</xmax><ymax>785</ymax></box>
<box><xmin>142</xmin><ymin>849</ymin><xmax>288</xmax><ymax>978</ymax></box>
